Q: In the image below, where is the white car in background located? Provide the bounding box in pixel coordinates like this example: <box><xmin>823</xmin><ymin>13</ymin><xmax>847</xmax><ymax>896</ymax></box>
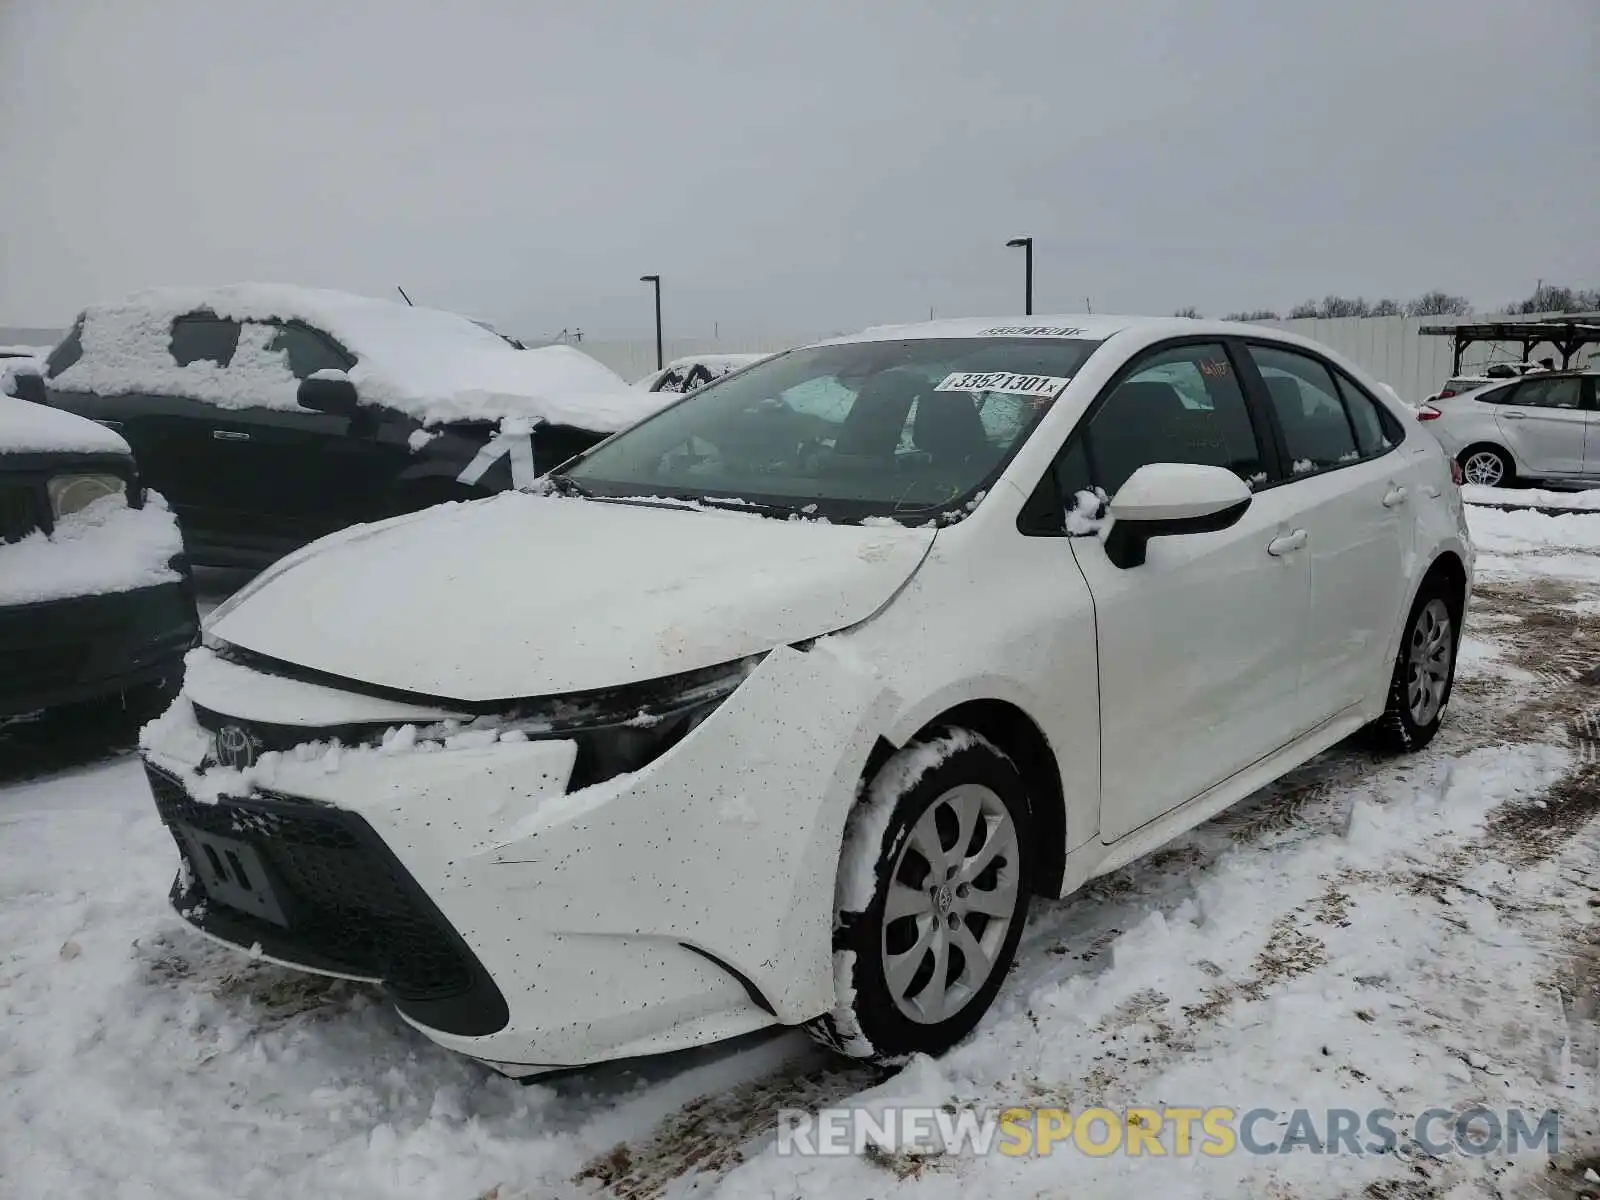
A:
<box><xmin>1417</xmin><ymin>370</ymin><xmax>1598</xmax><ymax>487</ymax></box>
<box><xmin>142</xmin><ymin>315</ymin><xmax>1471</xmax><ymax>1077</ymax></box>
<box><xmin>634</xmin><ymin>353</ymin><xmax>772</xmax><ymax>394</ymax></box>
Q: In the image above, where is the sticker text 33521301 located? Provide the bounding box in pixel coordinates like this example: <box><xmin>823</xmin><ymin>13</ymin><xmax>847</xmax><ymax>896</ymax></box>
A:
<box><xmin>934</xmin><ymin>371</ymin><xmax>1073</xmax><ymax>399</ymax></box>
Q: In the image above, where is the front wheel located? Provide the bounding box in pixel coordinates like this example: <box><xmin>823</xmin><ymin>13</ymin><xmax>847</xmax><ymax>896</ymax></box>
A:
<box><xmin>808</xmin><ymin>730</ymin><xmax>1033</xmax><ymax>1062</ymax></box>
<box><xmin>1365</xmin><ymin>585</ymin><xmax>1458</xmax><ymax>753</ymax></box>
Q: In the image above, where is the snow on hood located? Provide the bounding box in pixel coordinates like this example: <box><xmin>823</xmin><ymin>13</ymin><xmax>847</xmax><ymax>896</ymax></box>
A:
<box><xmin>0</xmin><ymin>492</ymin><xmax>183</xmax><ymax>605</ymax></box>
<box><xmin>0</xmin><ymin>394</ymin><xmax>130</xmax><ymax>456</ymax></box>
<box><xmin>207</xmin><ymin>492</ymin><xmax>936</xmax><ymax>702</ymax></box>
<box><xmin>53</xmin><ymin>284</ymin><xmax>664</xmax><ymax>431</ymax></box>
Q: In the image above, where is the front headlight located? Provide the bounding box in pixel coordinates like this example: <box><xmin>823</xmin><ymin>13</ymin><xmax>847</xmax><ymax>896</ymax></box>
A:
<box><xmin>493</xmin><ymin>653</ymin><xmax>766</xmax><ymax>788</ymax></box>
<box><xmin>47</xmin><ymin>473</ymin><xmax>127</xmax><ymax>519</ymax></box>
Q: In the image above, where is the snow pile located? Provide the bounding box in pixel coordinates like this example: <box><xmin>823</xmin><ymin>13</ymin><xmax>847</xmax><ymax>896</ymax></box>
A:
<box><xmin>52</xmin><ymin>284</ymin><xmax>661</xmax><ymax>431</ymax></box>
<box><xmin>1466</xmin><ymin>506</ymin><xmax>1600</xmax><ymax>554</ymax></box>
<box><xmin>0</xmin><ymin>492</ymin><xmax>183</xmax><ymax>605</ymax></box>
<box><xmin>1464</xmin><ymin>484</ymin><xmax>1600</xmax><ymax>511</ymax></box>
<box><xmin>0</xmin><ymin>394</ymin><xmax>130</xmax><ymax>455</ymax></box>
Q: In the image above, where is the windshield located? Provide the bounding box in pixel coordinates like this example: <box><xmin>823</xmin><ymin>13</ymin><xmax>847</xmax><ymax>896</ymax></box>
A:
<box><xmin>562</xmin><ymin>337</ymin><xmax>1100</xmax><ymax>522</ymax></box>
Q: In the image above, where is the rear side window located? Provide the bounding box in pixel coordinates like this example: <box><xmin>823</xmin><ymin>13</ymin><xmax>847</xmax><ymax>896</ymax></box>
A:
<box><xmin>263</xmin><ymin>322</ymin><xmax>351</xmax><ymax>379</ymax></box>
<box><xmin>169</xmin><ymin>315</ymin><xmax>241</xmax><ymax>367</ymax></box>
<box><xmin>1334</xmin><ymin>372</ymin><xmax>1401</xmax><ymax>457</ymax></box>
<box><xmin>1250</xmin><ymin>344</ymin><xmax>1358</xmax><ymax>474</ymax></box>
<box><xmin>1078</xmin><ymin>342</ymin><xmax>1266</xmax><ymax>496</ymax></box>
<box><xmin>1510</xmin><ymin>376</ymin><xmax>1582</xmax><ymax>410</ymax></box>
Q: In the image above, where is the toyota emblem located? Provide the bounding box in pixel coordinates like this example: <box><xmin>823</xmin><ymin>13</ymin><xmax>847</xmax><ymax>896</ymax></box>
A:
<box><xmin>214</xmin><ymin>725</ymin><xmax>259</xmax><ymax>770</ymax></box>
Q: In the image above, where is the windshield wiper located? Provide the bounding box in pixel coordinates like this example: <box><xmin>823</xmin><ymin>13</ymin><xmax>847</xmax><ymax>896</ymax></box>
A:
<box><xmin>542</xmin><ymin>473</ymin><xmax>593</xmax><ymax>498</ymax></box>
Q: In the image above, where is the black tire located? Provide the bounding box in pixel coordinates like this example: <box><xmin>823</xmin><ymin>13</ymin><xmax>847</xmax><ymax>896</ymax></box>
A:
<box><xmin>1364</xmin><ymin>579</ymin><xmax>1460</xmax><ymax>754</ymax></box>
<box><xmin>808</xmin><ymin>729</ymin><xmax>1033</xmax><ymax>1062</ymax></box>
<box><xmin>1457</xmin><ymin>445</ymin><xmax>1514</xmax><ymax>489</ymax></box>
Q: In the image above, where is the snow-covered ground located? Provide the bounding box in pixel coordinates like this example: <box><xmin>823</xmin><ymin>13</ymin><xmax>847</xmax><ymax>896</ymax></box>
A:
<box><xmin>3</xmin><ymin>506</ymin><xmax>1600</xmax><ymax>1199</ymax></box>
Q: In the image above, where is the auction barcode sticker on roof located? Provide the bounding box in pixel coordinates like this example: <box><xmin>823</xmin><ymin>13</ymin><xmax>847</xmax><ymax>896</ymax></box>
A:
<box><xmin>934</xmin><ymin>371</ymin><xmax>1072</xmax><ymax>398</ymax></box>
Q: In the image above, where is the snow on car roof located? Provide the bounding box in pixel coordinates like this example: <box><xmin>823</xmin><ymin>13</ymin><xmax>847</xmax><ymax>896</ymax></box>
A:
<box><xmin>0</xmin><ymin>394</ymin><xmax>131</xmax><ymax>456</ymax></box>
<box><xmin>820</xmin><ymin>313</ymin><xmax>1188</xmax><ymax>345</ymax></box>
<box><xmin>56</xmin><ymin>284</ymin><xmax>659</xmax><ymax>431</ymax></box>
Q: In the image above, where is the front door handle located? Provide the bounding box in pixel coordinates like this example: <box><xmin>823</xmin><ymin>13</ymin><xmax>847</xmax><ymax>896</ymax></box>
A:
<box><xmin>212</xmin><ymin>430</ymin><xmax>250</xmax><ymax>442</ymax></box>
<box><xmin>1268</xmin><ymin>529</ymin><xmax>1307</xmax><ymax>557</ymax></box>
<box><xmin>1501</xmin><ymin>410</ymin><xmax>1526</xmax><ymax>420</ymax></box>
<box><xmin>1382</xmin><ymin>485</ymin><xmax>1408</xmax><ymax>508</ymax></box>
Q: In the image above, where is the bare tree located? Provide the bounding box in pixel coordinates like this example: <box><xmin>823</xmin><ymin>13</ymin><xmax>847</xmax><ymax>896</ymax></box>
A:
<box><xmin>1287</xmin><ymin>300</ymin><xmax>1321</xmax><ymax>319</ymax></box>
<box><xmin>1369</xmin><ymin>299</ymin><xmax>1403</xmax><ymax>317</ymax></box>
<box><xmin>1223</xmin><ymin>309</ymin><xmax>1282</xmax><ymax>321</ymax></box>
<box><xmin>1405</xmin><ymin>291</ymin><xmax>1473</xmax><ymax>317</ymax></box>
<box><xmin>1504</xmin><ymin>283</ymin><xmax>1600</xmax><ymax>315</ymax></box>
<box><xmin>1315</xmin><ymin>296</ymin><xmax>1371</xmax><ymax>318</ymax></box>
<box><xmin>1173</xmin><ymin>306</ymin><xmax>1201</xmax><ymax>318</ymax></box>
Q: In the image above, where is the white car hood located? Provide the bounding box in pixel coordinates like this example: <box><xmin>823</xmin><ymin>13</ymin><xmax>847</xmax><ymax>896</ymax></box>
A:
<box><xmin>0</xmin><ymin>395</ymin><xmax>131</xmax><ymax>456</ymax></box>
<box><xmin>208</xmin><ymin>492</ymin><xmax>935</xmax><ymax>702</ymax></box>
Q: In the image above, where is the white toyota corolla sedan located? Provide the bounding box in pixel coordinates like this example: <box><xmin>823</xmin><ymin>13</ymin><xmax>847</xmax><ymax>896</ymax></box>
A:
<box><xmin>141</xmin><ymin>315</ymin><xmax>1472</xmax><ymax>1076</ymax></box>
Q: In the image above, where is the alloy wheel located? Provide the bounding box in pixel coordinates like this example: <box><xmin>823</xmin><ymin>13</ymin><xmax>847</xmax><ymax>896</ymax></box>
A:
<box><xmin>879</xmin><ymin>783</ymin><xmax>1020</xmax><ymax>1024</ymax></box>
<box><xmin>1461</xmin><ymin>451</ymin><xmax>1504</xmax><ymax>486</ymax></box>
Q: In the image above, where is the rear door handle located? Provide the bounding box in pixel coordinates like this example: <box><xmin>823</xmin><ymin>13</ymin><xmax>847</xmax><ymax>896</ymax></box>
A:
<box><xmin>212</xmin><ymin>430</ymin><xmax>250</xmax><ymax>442</ymax></box>
<box><xmin>1268</xmin><ymin>529</ymin><xmax>1307</xmax><ymax>556</ymax></box>
<box><xmin>1382</xmin><ymin>485</ymin><xmax>1408</xmax><ymax>508</ymax></box>
<box><xmin>1501</xmin><ymin>410</ymin><xmax>1526</xmax><ymax>420</ymax></box>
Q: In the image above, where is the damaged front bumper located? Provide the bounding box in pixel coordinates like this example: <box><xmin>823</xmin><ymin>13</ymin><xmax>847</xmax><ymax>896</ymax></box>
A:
<box><xmin>140</xmin><ymin>642</ymin><xmax>899</xmax><ymax>1074</ymax></box>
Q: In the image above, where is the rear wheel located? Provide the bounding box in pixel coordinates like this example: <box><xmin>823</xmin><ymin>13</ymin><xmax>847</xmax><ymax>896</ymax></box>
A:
<box><xmin>808</xmin><ymin>730</ymin><xmax>1033</xmax><ymax>1062</ymax></box>
<box><xmin>1366</xmin><ymin>583</ymin><xmax>1458</xmax><ymax>753</ymax></box>
<box><xmin>1458</xmin><ymin>445</ymin><xmax>1513</xmax><ymax>488</ymax></box>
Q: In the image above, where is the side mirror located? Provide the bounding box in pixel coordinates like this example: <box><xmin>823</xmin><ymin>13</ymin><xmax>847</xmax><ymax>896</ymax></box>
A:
<box><xmin>4</xmin><ymin>363</ymin><xmax>46</xmax><ymax>405</ymax></box>
<box><xmin>1102</xmin><ymin>462</ymin><xmax>1252</xmax><ymax>569</ymax></box>
<box><xmin>297</xmin><ymin>370</ymin><xmax>359</xmax><ymax>417</ymax></box>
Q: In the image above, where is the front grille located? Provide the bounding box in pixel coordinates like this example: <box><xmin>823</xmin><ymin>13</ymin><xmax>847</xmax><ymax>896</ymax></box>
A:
<box><xmin>146</xmin><ymin>762</ymin><xmax>471</xmax><ymax>1000</ymax></box>
<box><xmin>0</xmin><ymin>482</ymin><xmax>42</xmax><ymax>542</ymax></box>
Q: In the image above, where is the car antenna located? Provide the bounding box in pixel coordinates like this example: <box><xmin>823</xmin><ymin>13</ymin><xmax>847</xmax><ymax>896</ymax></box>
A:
<box><xmin>396</xmin><ymin>285</ymin><xmax>415</xmax><ymax>306</ymax></box>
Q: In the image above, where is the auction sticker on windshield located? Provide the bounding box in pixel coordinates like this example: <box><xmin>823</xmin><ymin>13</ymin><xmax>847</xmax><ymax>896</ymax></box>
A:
<box><xmin>935</xmin><ymin>371</ymin><xmax>1072</xmax><ymax>398</ymax></box>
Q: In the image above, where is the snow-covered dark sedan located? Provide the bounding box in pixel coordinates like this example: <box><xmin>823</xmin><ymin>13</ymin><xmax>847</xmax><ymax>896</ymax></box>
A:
<box><xmin>37</xmin><ymin>285</ymin><xmax>663</xmax><ymax>567</ymax></box>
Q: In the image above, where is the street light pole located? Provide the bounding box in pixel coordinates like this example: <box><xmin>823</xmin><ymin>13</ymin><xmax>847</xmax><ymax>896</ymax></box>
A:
<box><xmin>1006</xmin><ymin>237</ymin><xmax>1033</xmax><ymax>315</ymax></box>
<box><xmin>640</xmin><ymin>275</ymin><xmax>663</xmax><ymax>370</ymax></box>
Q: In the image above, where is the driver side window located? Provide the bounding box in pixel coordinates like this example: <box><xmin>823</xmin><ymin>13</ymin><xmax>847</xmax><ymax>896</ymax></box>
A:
<box><xmin>1054</xmin><ymin>343</ymin><xmax>1266</xmax><ymax>502</ymax></box>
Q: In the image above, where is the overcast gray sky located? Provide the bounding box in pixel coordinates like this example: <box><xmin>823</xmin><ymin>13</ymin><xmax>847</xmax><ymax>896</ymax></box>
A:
<box><xmin>2</xmin><ymin>0</ymin><xmax>1596</xmax><ymax>341</ymax></box>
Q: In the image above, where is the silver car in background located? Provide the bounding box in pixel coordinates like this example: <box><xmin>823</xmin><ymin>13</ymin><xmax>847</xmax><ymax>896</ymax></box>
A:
<box><xmin>1417</xmin><ymin>370</ymin><xmax>1598</xmax><ymax>487</ymax></box>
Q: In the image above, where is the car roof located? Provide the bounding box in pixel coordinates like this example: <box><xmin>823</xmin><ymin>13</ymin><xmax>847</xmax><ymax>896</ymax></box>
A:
<box><xmin>814</xmin><ymin>313</ymin><xmax>1298</xmax><ymax>347</ymax></box>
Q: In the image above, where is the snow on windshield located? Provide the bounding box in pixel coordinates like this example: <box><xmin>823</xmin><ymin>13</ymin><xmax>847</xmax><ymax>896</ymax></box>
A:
<box><xmin>50</xmin><ymin>284</ymin><xmax>658</xmax><ymax>431</ymax></box>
